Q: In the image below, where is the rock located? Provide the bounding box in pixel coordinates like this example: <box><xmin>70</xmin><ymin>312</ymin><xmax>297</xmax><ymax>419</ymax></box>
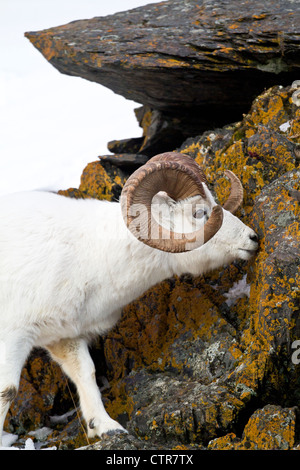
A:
<box><xmin>244</xmin><ymin>168</ymin><xmax>300</xmax><ymax>401</ymax></box>
<box><xmin>99</xmin><ymin>153</ymin><xmax>148</xmax><ymax>170</ymax></box>
<box><xmin>59</xmin><ymin>160</ymin><xmax>127</xmax><ymax>201</ymax></box>
<box><xmin>107</xmin><ymin>137</ymin><xmax>144</xmax><ymax>155</ymax></box>
<box><xmin>96</xmin><ymin>84</ymin><xmax>300</xmax><ymax>449</ymax></box>
<box><xmin>25</xmin><ymin>0</ymin><xmax>300</xmax><ymax>149</ymax></box>
<box><xmin>78</xmin><ymin>432</ymin><xmax>169</xmax><ymax>451</ymax></box>
<box><xmin>5</xmin><ymin>349</ymin><xmax>70</xmax><ymax>436</ymax></box>
<box><xmin>177</xmin><ymin>84</ymin><xmax>299</xmax><ymax>213</ymax></box>
<box><xmin>133</xmin><ymin>106</ymin><xmax>190</xmax><ymax>156</ymax></box>
<box><xmin>208</xmin><ymin>405</ymin><xmax>297</xmax><ymax>450</ymax></box>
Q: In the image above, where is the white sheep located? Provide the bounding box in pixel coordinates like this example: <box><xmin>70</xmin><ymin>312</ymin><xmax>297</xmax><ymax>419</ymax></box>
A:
<box><xmin>0</xmin><ymin>152</ymin><xmax>258</xmax><ymax>444</ymax></box>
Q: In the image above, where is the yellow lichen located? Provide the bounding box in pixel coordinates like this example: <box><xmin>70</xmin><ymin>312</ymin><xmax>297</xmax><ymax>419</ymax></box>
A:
<box><xmin>208</xmin><ymin>406</ymin><xmax>296</xmax><ymax>450</ymax></box>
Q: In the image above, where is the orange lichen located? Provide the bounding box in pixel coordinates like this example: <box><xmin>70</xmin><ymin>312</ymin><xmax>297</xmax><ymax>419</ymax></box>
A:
<box><xmin>209</xmin><ymin>405</ymin><xmax>297</xmax><ymax>450</ymax></box>
<box><xmin>59</xmin><ymin>161</ymin><xmax>126</xmax><ymax>201</ymax></box>
<box><xmin>79</xmin><ymin>161</ymin><xmax>114</xmax><ymax>200</ymax></box>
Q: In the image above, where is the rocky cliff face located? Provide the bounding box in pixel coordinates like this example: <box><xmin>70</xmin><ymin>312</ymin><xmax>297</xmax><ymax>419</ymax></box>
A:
<box><xmin>5</xmin><ymin>0</ymin><xmax>299</xmax><ymax>450</ymax></box>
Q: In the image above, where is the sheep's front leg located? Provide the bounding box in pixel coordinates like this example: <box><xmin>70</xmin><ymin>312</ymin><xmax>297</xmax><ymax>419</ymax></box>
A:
<box><xmin>0</xmin><ymin>331</ymin><xmax>33</xmax><ymax>447</ymax></box>
<box><xmin>46</xmin><ymin>338</ymin><xmax>127</xmax><ymax>438</ymax></box>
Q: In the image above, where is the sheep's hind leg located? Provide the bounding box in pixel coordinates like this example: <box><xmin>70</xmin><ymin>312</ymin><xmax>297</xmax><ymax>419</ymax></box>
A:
<box><xmin>46</xmin><ymin>337</ymin><xmax>127</xmax><ymax>438</ymax></box>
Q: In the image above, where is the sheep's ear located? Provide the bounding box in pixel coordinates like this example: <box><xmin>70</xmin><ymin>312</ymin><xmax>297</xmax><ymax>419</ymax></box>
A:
<box><xmin>152</xmin><ymin>191</ymin><xmax>175</xmax><ymax>206</ymax></box>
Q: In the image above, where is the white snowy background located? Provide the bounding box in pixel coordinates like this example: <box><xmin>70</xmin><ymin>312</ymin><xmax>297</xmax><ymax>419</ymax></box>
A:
<box><xmin>0</xmin><ymin>0</ymin><xmax>163</xmax><ymax>450</ymax></box>
<box><xmin>0</xmin><ymin>0</ymin><xmax>164</xmax><ymax>196</ymax></box>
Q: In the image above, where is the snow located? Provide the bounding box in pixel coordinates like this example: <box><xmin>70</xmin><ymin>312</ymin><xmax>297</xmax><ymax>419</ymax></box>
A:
<box><xmin>0</xmin><ymin>0</ymin><xmax>164</xmax><ymax>196</ymax></box>
<box><xmin>224</xmin><ymin>274</ymin><xmax>251</xmax><ymax>306</ymax></box>
<box><xmin>0</xmin><ymin>410</ymin><xmax>83</xmax><ymax>449</ymax></box>
<box><xmin>24</xmin><ymin>438</ymin><xmax>36</xmax><ymax>450</ymax></box>
<box><xmin>279</xmin><ymin>121</ymin><xmax>291</xmax><ymax>132</ymax></box>
<box><xmin>1</xmin><ymin>431</ymin><xmax>19</xmax><ymax>449</ymax></box>
<box><xmin>49</xmin><ymin>409</ymin><xmax>76</xmax><ymax>425</ymax></box>
<box><xmin>1</xmin><ymin>431</ymin><xmax>57</xmax><ymax>450</ymax></box>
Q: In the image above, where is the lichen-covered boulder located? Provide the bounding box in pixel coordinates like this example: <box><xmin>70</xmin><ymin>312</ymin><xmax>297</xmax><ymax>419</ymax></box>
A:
<box><xmin>4</xmin><ymin>349</ymin><xmax>69</xmax><ymax>435</ymax></box>
<box><xmin>178</xmin><ymin>84</ymin><xmax>299</xmax><ymax>213</ymax></box>
<box><xmin>58</xmin><ymin>160</ymin><xmax>127</xmax><ymax>201</ymax></box>
<box><xmin>208</xmin><ymin>405</ymin><xmax>297</xmax><ymax>450</ymax></box>
<box><xmin>98</xmin><ymin>83</ymin><xmax>299</xmax><ymax>448</ymax></box>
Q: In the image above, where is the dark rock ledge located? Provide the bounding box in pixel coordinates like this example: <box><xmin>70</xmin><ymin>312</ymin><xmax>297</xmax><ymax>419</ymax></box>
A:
<box><xmin>25</xmin><ymin>0</ymin><xmax>300</xmax><ymax>154</ymax></box>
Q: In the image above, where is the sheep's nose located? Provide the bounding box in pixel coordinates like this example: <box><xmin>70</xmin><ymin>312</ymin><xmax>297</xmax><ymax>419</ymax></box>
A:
<box><xmin>249</xmin><ymin>232</ymin><xmax>259</xmax><ymax>244</ymax></box>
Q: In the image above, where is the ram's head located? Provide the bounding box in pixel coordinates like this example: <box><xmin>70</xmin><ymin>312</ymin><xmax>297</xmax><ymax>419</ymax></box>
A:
<box><xmin>121</xmin><ymin>152</ymin><xmax>258</xmax><ymax>260</ymax></box>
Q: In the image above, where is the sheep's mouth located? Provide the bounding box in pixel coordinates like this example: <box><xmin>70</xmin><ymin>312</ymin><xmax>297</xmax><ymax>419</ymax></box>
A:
<box><xmin>239</xmin><ymin>248</ymin><xmax>257</xmax><ymax>256</ymax></box>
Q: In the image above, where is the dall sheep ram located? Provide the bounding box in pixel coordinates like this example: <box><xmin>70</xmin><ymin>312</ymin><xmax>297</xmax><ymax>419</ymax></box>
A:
<box><xmin>0</xmin><ymin>152</ymin><xmax>258</xmax><ymax>444</ymax></box>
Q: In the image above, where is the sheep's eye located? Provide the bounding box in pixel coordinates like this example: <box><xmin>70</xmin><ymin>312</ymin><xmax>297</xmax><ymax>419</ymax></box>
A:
<box><xmin>193</xmin><ymin>209</ymin><xmax>207</xmax><ymax>219</ymax></box>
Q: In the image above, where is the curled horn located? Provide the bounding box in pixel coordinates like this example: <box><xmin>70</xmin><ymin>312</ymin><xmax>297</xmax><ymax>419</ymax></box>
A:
<box><xmin>120</xmin><ymin>152</ymin><xmax>223</xmax><ymax>253</ymax></box>
<box><xmin>222</xmin><ymin>170</ymin><xmax>244</xmax><ymax>214</ymax></box>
